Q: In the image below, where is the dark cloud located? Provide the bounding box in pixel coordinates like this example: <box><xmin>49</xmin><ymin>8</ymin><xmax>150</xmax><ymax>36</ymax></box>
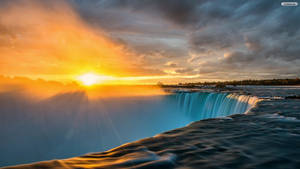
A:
<box><xmin>190</xmin><ymin>29</ymin><xmax>237</xmax><ymax>50</ymax></box>
<box><xmin>175</xmin><ymin>68</ymin><xmax>195</xmax><ymax>74</ymax></box>
<box><xmin>73</xmin><ymin>0</ymin><xmax>203</xmax><ymax>26</ymax></box>
<box><xmin>165</xmin><ymin>61</ymin><xmax>178</xmax><ymax>68</ymax></box>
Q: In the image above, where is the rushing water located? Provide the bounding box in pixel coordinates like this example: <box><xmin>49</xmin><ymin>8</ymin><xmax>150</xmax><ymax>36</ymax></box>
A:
<box><xmin>176</xmin><ymin>92</ymin><xmax>258</xmax><ymax>120</ymax></box>
<box><xmin>0</xmin><ymin>91</ymin><xmax>258</xmax><ymax>167</ymax></box>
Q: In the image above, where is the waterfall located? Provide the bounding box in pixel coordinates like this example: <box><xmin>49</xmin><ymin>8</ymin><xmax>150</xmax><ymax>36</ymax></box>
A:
<box><xmin>175</xmin><ymin>92</ymin><xmax>258</xmax><ymax>121</ymax></box>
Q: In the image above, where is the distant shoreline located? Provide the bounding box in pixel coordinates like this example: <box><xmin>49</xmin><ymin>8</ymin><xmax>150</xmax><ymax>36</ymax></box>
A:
<box><xmin>160</xmin><ymin>78</ymin><xmax>300</xmax><ymax>87</ymax></box>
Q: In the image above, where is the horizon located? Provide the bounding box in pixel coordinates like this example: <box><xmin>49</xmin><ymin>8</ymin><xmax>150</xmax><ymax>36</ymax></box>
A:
<box><xmin>1</xmin><ymin>74</ymin><xmax>300</xmax><ymax>86</ymax></box>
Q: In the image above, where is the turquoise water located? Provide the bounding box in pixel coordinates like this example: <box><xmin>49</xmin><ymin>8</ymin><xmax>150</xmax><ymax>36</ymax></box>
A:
<box><xmin>175</xmin><ymin>92</ymin><xmax>257</xmax><ymax>120</ymax></box>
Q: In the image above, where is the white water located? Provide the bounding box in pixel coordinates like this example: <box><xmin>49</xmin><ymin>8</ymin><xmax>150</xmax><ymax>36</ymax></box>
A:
<box><xmin>0</xmin><ymin>91</ymin><xmax>258</xmax><ymax>167</ymax></box>
<box><xmin>175</xmin><ymin>92</ymin><xmax>258</xmax><ymax>120</ymax></box>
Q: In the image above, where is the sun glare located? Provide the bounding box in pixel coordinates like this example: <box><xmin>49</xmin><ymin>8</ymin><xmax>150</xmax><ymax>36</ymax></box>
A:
<box><xmin>78</xmin><ymin>73</ymin><xmax>113</xmax><ymax>86</ymax></box>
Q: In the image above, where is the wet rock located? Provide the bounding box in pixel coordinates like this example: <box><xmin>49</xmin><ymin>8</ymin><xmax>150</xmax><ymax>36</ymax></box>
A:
<box><xmin>285</xmin><ymin>95</ymin><xmax>300</xmax><ymax>99</ymax></box>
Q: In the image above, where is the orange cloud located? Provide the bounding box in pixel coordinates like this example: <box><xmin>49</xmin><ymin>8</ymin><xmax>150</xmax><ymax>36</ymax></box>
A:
<box><xmin>0</xmin><ymin>0</ymin><xmax>137</xmax><ymax>81</ymax></box>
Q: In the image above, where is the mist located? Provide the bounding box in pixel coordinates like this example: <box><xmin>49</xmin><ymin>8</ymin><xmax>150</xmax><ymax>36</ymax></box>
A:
<box><xmin>0</xmin><ymin>88</ymin><xmax>187</xmax><ymax>167</ymax></box>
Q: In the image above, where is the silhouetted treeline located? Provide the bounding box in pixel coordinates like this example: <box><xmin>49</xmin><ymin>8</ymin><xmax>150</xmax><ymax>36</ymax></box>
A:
<box><xmin>161</xmin><ymin>78</ymin><xmax>300</xmax><ymax>87</ymax></box>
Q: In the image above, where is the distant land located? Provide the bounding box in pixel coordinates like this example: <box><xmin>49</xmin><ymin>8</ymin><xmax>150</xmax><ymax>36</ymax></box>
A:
<box><xmin>161</xmin><ymin>78</ymin><xmax>300</xmax><ymax>88</ymax></box>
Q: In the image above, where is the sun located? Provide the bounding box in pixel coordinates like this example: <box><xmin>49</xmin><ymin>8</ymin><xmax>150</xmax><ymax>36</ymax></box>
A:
<box><xmin>77</xmin><ymin>73</ymin><xmax>115</xmax><ymax>86</ymax></box>
<box><xmin>77</xmin><ymin>73</ymin><xmax>101</xmax><ymax>86</ymax></box>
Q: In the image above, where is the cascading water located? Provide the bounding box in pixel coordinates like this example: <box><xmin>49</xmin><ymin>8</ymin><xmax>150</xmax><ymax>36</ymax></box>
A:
<box><xmin>0</xmin><ymin>91</ymin><xmax>259</xmax><ymax>167</ymax></box>
<box><xmin>175</xmin><ymin>92</ymin><xmax>258</xmax><ymax>121</ymax></box>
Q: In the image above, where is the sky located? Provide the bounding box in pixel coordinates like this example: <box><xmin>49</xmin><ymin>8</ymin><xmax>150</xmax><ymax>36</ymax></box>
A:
<box><xmin>0</xmin><ymin>0</ymin><xmax>300</xmax><ymax>84</ymax></box>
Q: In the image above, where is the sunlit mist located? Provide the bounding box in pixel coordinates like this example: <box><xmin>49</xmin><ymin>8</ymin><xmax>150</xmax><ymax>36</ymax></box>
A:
<box><xmin>0</xmin><ymin>75</ymin><xmax>167</xmax><ymax>99</ymax></box>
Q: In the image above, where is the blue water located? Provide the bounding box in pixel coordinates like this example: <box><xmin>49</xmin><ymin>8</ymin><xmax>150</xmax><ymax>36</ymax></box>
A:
<box><xmin>0</xmin><ymin>90</ymin><xmax>257</xmax><ymax>167</ymax></box>
<box><xmin>176</xmin><ymin>92</ymin><xmax>257</xmax><ymax>120</ymax></box>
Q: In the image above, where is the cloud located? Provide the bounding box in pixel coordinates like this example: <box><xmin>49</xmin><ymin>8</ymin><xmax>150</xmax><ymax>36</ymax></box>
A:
<box><xmin>0</xmin><ymin>0</ymin><xmax>168</xmax><ymax>80</ymax></box>
<box><xmin>70</xmin><ymin>0</ymin><xmax>300</xmax><ymax>80</ymax></box>
<box><xmin>1</xmin><ymin>0</ymin><xmax>299</xmax><ymax>82</ymax></box>
<box><xmin>175</xmin><ymin>68</ymin><xmax>195</xmax><ymax>74</ymax></box>
<box><xmin>165</xmin><ymin>61</ymin><xmax>178</xmax><ymax>68</ymax></box>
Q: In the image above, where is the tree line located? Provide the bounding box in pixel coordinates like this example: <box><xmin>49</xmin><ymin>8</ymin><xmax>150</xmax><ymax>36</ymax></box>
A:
<box><xmin>160</xmin><ymin>78</ymin><xmax>300</xmax><ymax>87</ymax></box>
